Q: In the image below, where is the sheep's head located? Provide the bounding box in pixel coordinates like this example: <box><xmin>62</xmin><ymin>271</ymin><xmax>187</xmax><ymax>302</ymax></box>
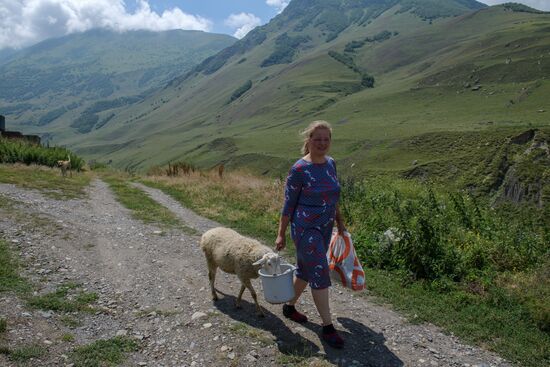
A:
<box><xmin>253</xmin><ymin>252</ymin><xmax>281</xmax><ymax>275</ymax></box>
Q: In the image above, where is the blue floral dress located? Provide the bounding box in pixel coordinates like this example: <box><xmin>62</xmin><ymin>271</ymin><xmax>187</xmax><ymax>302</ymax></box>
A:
<box><xmin>282</xmin><ymin>157</ymin><xmax>341</xmax><ymax>289</ymax></box>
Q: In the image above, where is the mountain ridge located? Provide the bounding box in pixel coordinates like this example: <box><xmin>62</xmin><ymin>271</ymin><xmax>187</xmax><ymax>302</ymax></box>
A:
<box><xmin>3</xmin><ymin>1</ymin><xmax>549</xmax><ymax>205</ymax></box>
<box><xmin>57</xmin><ymin>3</ymin><xmax>549</xmax><ymax>171</ymax></box>
<box><xmin>0</xmin><ymin>28</ymin><xmax>236</xmax><ymax>135</ymax></box>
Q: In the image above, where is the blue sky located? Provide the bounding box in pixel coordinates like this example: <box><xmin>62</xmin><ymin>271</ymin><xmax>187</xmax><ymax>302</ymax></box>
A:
<box><xmin>136</xmin><ymin>1</ymin><xmax>281</xmax><ymax>34</ymax></box>
<box><xmin>0</xmin><ymin>0</ymin><xmax>548</xmax><ymax>50</ymax></box>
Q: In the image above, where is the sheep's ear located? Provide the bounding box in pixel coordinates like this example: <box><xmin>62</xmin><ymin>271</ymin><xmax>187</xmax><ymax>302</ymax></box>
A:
<box><xmin>252</xmin><ymin>255</ymin><xmax>268</xmax><ymax>266</ymax></box>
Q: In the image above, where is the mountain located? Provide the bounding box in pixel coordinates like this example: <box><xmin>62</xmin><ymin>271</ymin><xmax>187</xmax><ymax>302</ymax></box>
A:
<box><xmin>0</xmin><ymin>29</ymin><xmax>236</xmax><ymax>135</ymax></box>
<box><xmin>0</xmin><ymin>48</ymin><xmax>17</xmax><ymax>65</ymax></box>
<box><xmin>7</xmin><ymin>1</ymin><xmax>550</xmax><ymax>203</ymax></box>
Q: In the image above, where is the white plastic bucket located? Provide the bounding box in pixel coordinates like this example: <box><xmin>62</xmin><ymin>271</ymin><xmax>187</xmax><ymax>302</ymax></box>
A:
<box><xmin>258</xmin><ymin>263</ymin><xmax>296</xmax><ymax>304</ymax></box>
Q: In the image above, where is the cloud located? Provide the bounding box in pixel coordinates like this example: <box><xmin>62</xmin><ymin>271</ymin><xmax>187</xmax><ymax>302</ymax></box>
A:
<box><xmin>0</xmin><ymin>0</ymin><xmax>212</xmax><ymax>50</ymax></box>
<box><xmin>480</xmin><ymin>0</ymin><xmax>550</xmax><ymax>11</ymax></box>
<box><xmin>224</xmin><ymin>12</ymin><xmax>261</xmax><ymax>39</ymax></box>
<box><xmin>265</xmin><ymin>0</ymin><xmax>290</xmax><ymax>13</ymax></box>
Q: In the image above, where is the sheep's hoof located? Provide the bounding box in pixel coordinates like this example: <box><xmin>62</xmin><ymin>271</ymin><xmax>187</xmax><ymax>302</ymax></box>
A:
<box><xmin>257</xmin><ymin>311</ymin><xmax>266</xmax><ymax>318</ymax></box>
<box><xmin>212</xmin><ymin>295</ymin><xmax>219</xmax><ymax>301</ymax></box>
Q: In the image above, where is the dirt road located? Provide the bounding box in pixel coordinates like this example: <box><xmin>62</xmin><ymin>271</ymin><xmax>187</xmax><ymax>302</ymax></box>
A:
<box><xmin>0</xmin><ymin>179</ymin><xmax>511</xmax><ymax>366</ymax></box>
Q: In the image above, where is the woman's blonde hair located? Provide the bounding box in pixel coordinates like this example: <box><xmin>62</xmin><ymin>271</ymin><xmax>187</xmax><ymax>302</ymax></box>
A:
<box><xmin>300</xmin><ymin>120</ymin><xmax>332</xmax><ymax>155</ymax></box>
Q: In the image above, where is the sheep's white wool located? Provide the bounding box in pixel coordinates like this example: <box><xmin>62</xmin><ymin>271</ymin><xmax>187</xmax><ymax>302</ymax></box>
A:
<box><xmin>200</xmin><ymin>227</ymin><xmax>280</xmax><ymax>316</ymax></box>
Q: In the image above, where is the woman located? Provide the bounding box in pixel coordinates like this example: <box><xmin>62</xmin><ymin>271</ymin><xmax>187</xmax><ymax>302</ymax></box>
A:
<box><xmin>275</xmin><ymin>120</ymin><xmax>345</xmax><ymax>349</ymax></box>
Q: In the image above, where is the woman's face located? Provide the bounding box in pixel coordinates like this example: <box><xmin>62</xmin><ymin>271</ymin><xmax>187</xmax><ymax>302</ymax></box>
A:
<box><xmin>308</xmin><ymin>128</ymin><xmax>331</xmax><ymax>157</ymax></box>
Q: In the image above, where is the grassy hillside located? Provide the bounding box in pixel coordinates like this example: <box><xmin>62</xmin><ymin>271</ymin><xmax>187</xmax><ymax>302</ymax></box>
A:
<box><xmin>8</xmin><ymin>1</ymin><xmax>549</xmax><ymax>207</ymax></box>
<box><xmin>0</xmin><ymin>29</ymin><xmax>235</xmax><ymax>135</ymax></box>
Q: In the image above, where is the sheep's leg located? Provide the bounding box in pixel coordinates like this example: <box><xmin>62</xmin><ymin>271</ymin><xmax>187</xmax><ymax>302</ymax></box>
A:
<box><xmin>241</xmin><ymin>278</ymin><xmax>265</xmax><ymax>317</ymax></box>
<box><xmin>235</xmin><ymin>284</ymin><xmax>246</xmax><ymax>309</ymax></box>
<box><xmin>207</xmin><ymin>263</ymin><xmax>218</xmax><ymax>301</ymax></box>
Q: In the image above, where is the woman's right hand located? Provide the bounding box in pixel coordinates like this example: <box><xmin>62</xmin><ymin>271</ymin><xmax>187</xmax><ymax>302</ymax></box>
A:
<box><xmin>275</xmin><ymin>235</ymin><xmax>286</xmax><ymax>251</ymax></box>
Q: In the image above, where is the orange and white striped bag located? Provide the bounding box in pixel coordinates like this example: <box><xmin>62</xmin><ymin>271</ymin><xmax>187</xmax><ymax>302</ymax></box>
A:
<box><xmin>327</xmin><ymin>231</ymin><xmax>365</xmax><ymax>291</ymax></box>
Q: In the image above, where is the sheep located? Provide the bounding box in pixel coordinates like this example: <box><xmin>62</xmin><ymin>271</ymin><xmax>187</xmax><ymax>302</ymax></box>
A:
<box><xmin>200</xmin><ymin>227</ymin><xmax>280</xmax><ymax>316</ymax></box>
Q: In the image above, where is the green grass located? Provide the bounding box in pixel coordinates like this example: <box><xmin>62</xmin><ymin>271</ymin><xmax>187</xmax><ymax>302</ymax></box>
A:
<box><xmin>101</xmin><ymin>173</ymin><xmax>188</xmax><ymax>231</ymax></box>
<box><xmin>61</xmin><ymin>334</ymin><xmax>75</xmax><ymax>342</ymax></box>
<box><xmin>364</xmin><ymin>268</ymin><xmax>550</xmax><ymax>366</ymax></box>
<box><xmin>0</xmin><ymin>239</ymin><xmax>31</xmax><ymax>294</ymax></box>
<box><xmin>276</xmin><ymin>339</ymin><xmax>318</xmax><ymax>366</ymax></box>
<box><xmin>0</xmin><ymin>164</ymin><xmax>91</xmax><ymax>199</ymax></box>
<box><xmin>60</xmin><ymin>315</ymin><xmax>82</xmax><ymax>328</ymax></box>
<box><xmin>0</xmin><ymin>318</ymin><xmax>6</xmax><ymax>333</ymax></box>
<box><xmin>227</xmin><ymin>322</ymin><xmax>274</xmax><ymax>346</ymax></box>
<box><xmin>2</xmin><ymin>344</ymin><xmax>46</xmax><ymax>362</ymax></box>
<box><xmin>70</xmin><ymin>336</ymin><xmax>138</xmax><ymax>367</ymax></box>
<box><xmin>140</xmin><ymin>172</ymin><xmax>283</xmax><ymax>246</ymax></box>
<box><xmin>27</xmin><ymin>283</ymin><xmax>98</xmax><ymax>313</ymax></box>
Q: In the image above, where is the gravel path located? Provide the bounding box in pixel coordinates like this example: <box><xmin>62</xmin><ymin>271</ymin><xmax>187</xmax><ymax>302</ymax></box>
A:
<box><xmin>0</xmin><ymin>179</ymin><xmax>512</xmax><ymax>367</ymax></box>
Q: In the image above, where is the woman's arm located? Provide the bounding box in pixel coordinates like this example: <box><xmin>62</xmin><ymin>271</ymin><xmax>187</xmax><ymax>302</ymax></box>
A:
<box><xmin>275</xmin><ymin>215</ymin><xmax>290</xmax><ymax>251</ymax></box>
<box><xmin>335</xmin><ymin>204</ymin><xmax>345</xmax><ymax>234</ymax></box>
<box><xmin>276</xmin><ymin>165</ymin><xmax>303</xmax><ymax>250</ymax></box>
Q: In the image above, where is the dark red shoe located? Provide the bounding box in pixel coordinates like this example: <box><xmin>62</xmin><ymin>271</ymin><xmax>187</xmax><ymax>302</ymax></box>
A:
<box><xmin>282</xmin><ymin>304</ymin><xmax>308</xmax><ymax>323</ymax></box>
<box><xmin>322</xmin><ymin>331</ymin><xmax>344</xmax><ymax>349</ymax></box>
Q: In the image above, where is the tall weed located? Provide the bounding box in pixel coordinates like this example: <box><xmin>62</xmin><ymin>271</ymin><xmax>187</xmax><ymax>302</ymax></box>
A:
<box><xmin>341</xmin><ymin>178</ymin><xmax>548</xmax><ymax>282</ymax></box>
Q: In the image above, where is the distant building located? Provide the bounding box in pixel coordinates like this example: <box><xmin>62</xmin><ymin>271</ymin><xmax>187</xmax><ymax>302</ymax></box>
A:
<box><xmin>0</xmin><ymin>115</ymin><xmax>41</xmax><ymax>145</ymax></box>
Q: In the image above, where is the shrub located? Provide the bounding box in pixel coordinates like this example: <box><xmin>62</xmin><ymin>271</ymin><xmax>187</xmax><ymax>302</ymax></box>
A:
<box><xmin>328</xmin><ymin>51</ymin><xmax>375</xmax><ymax>89</ymax></box>
<box><xmin>229</xmin><ymin>80</ymin><xmax>252</xmax><ymax>103</ymax></box>
<box><xmin>0</xmin><ymin>137</ymin><xmax>84</xmax><ymax>170</ymax></box>
<box><xmin>261</xmin><ymin>33</ymin><xmax>310</xmax><ymax>67</ymax></box>
<box><xmin>341</xmin><ymin>178</ymin><xmax>548</xmax><ymax>282</ymax></box>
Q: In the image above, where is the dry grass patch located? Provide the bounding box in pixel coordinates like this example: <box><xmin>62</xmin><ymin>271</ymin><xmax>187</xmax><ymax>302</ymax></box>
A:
<box><xmin>142</xmin><ymin>169</ymin><xmax>286</xmax><ymax>246</ymax></box>
<box><xmin>0</xmin><ymin>163</ymin><xmax>90</xmax><ymax>199</ymax></box>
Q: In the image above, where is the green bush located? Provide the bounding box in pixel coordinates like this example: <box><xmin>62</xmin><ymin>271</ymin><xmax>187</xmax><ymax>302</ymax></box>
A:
<box><xmin>365</xmin><ymin>30</ymin><xmax>393</xmax><ymax>43</ymax></box>
<box><xmin>38</xmin><ymin>106</ymin><xmax>67</xmax><ymax>126</ymax></box>
<box><xmin>341</xmin><ymin>178</ymin><xmax>548</xmax><ymax>282</ymax></box>
<box><xmin>328</xmin><ymin>51</ymin><xmax>375</xmax><ymax>89</ymax></box>
<box><xmin>0</xmin><ymin>138</ymin><xmax>84</xmax><ymax>170</ymax></box>
<box><xmin>229</xmin><ymin>80</ymin><xmax>252</xmax><ymax>103</ymax></box>
<box><xmin>71</xmin><ymin>113</ymin><xmax>99</xmax><ymax>133</ymax></box>
<box><xmin>261</xmin><ymin>33</ymin><xmax>310</xmax><ymax>67</ymax></box>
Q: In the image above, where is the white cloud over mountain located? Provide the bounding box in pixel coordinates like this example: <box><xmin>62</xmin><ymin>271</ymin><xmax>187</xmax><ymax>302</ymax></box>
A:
<box><xmin>0</xmin><ymin>0</ymin><xmax>212</xmax><ymax>50</ymax></box>
<box><xmin>224</xmin><ymin>12</ymin><xmax>261</xmax><ymax>39</ymax></box>
<box><xmin>265</xmin><ymin>0</ymin><xmax>290</xmax><ymax>13</ymax></box>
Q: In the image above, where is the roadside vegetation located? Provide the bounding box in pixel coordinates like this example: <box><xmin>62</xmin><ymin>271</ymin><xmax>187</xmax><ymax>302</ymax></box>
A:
<box><xmin>0</xmin><ymin>239</ymin><xmax>32</xmax><ymax>295</ymax></box>
<box><xmin>143</xmin><ymin>167</ymin><xmax>281</xmax><ymax>245</ymax></box>
<box><xmin>1</xmin><ymin>344</ymin><xmax>46</xmax><ymax>363</ymax></box>
<box><xmin>70</xmin><ymin>336</ymin><xmax>138</xmax><ymax>367</ymax></box>
<box><xmin>143</xmin><ymin>166</ymin><xmax>549</xmax><ymax>367</ymax></box>
<box><xmin>0</xmin><ymin>137</ymin><xmax>84</xmax><ymax>170</ymax></box>
<box><xmin>0</xmin><ymin>238</ymin><xmax>101</xmax><ymax>364</ymax></box>
<box><xmin>0</xmin><ymin>159</ymin><xmax>134</xmax><ymax>366</ymax></box>
<box><xmin>100</xmin><ymin>171</ymin><xmax>191</xmax><ymax>231</ymax></box>
<box><xmin>27</xmin><ymin>283</ymin><xmax>98</xmax><ymax>313</ymax></box>
<box><xmin>0</xmin><ymin>138</ymin><xmax>89</xmax><ymax>199</ymax></box>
